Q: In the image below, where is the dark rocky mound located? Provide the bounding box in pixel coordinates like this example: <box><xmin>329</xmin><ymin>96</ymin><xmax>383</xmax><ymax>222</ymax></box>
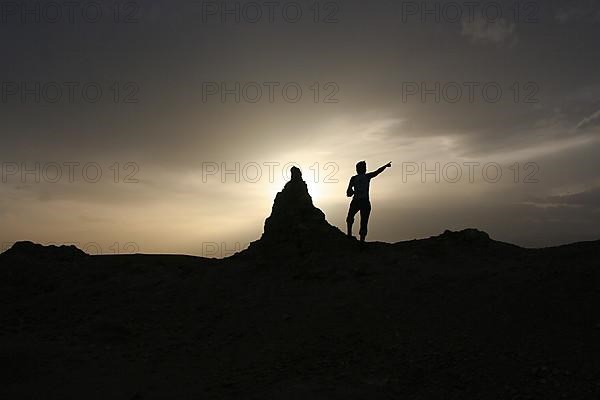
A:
<box><xmin>425</xmin><ymin>228</ymin><xmax>517</xmax><ymax>251</ymax></box>
<box><xmin>2</xmin><ymin>241</ymin><xmax>87</xmax><ymax>261</ymax></box>
<box><xmin>437</xmin><ymin>228</ymin><xmax>490</xmax><ymax>242</ymax></box>
<box><xmin>246</xmin><ymin>166</ymin><xmax>347</xmax><ymax>255</ymax></box>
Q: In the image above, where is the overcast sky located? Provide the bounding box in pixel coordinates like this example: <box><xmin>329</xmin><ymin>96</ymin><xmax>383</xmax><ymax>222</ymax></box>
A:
<box><xmin>1</xmin><ymin>0</ymin><xmax>599</xmax><ymax>256</ymax></box>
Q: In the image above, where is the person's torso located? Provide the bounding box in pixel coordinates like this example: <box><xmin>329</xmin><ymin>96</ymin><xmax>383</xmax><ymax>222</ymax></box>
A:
<box><xmin>353</xmin><ymin>174</ymin><xmax>371</xmax><ymax>200</ymax></box>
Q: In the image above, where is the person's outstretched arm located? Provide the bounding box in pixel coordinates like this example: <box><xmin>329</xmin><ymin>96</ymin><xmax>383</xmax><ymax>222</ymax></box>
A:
<box><xmin>346</xmin><ymin>177</ymin><xmax>354</xmax><ymax>197</ymax></box>
<box><xmin>367</xmin><ymin>162</ymin><xmax>392</xmax><ymax>178</ymax></box>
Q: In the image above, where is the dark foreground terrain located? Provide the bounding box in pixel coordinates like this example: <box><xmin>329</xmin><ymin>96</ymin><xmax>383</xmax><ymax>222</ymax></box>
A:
<box><xmin>1</xmin><ymin>172</ymin><xmax>599</xmax><ymax>399</ymax></box>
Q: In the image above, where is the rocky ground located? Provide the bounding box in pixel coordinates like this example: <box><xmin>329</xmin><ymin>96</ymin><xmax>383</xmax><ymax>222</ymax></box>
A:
<box><xmin>1</xmin><ymin>171</ymin><xmax>599</xmax><ymax>399</ymax></box>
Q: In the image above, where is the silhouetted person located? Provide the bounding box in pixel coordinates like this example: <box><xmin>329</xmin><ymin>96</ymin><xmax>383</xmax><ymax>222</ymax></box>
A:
<box><xmin>346</xmin><ymin>161</ymin><xmax>392</xmax><ymax>242</ymax></box>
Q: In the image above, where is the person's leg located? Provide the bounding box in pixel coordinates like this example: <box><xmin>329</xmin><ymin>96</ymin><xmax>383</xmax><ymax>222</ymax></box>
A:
<box><xmin>346</xmin><ymin>199</ymin><xmax>360</xmax><ymax>237</ymax></box>
<box><xmin>358</xmin><ymin>200</ymin><xmax>372</xmax><ymax>242</ymax></box>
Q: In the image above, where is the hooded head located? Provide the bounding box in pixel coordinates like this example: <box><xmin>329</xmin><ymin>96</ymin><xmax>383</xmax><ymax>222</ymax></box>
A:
<box><xmin>356</xmin><ymin>161</ymin><xmax>366</xmax><ymax>175</ymax></box>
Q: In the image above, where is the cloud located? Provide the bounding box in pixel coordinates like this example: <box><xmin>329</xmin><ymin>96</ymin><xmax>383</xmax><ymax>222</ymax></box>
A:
<box><xmin>548</xmin><ymin>187</ymin><xmax>600</xmax><ymax>207</ymax></box>
<box><xmin>555</xmin><ymin>2</ymin><xmax>600</xmax><ymax>23</ymax></box>
<box><xmin>574</xmin><ymin>109</ymin><xmax>600</xmax><ymax>131</ymax></box>
<box><xmin>528</xmin><ymin>187</ymin><xmax>600</xmax><ymax>211</ymax></box>
<box><xmin>461</xmin><ymin>16</ymin><xmax>518</xmax><ymax>46</ymax></box>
